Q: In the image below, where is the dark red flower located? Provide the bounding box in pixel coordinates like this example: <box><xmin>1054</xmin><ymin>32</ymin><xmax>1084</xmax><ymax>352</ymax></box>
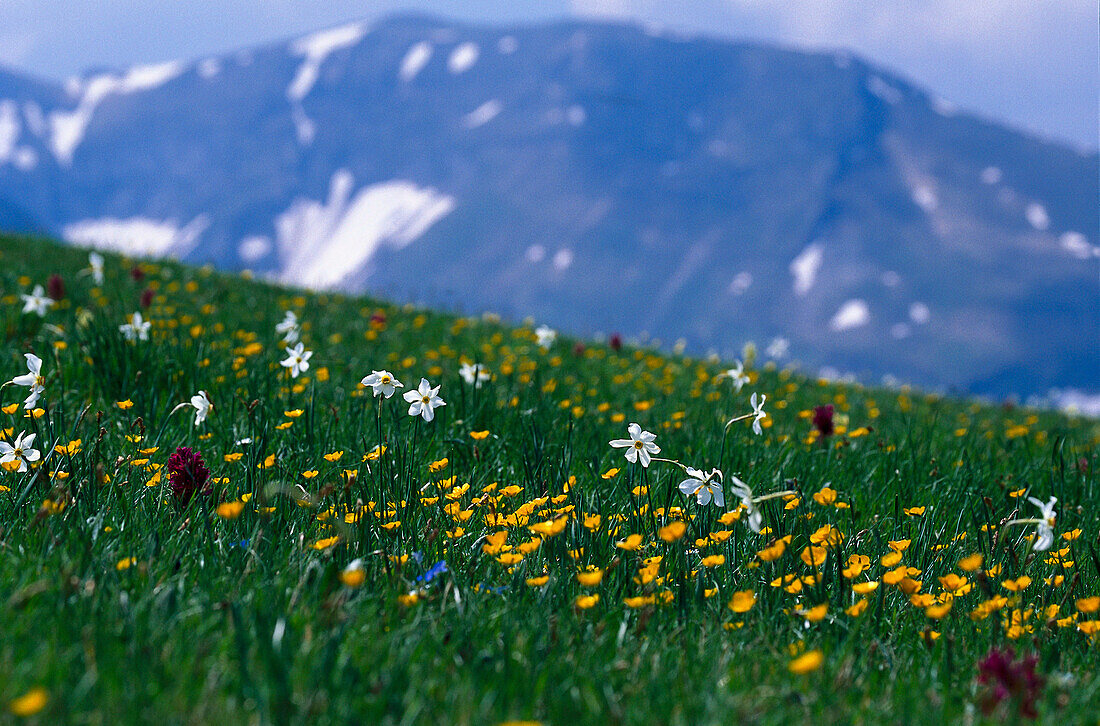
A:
<box><xmin>140</xmin><ymin>288</ymin><xmax>154</xmax><ymax>308</ymax></box>
<box><xmin>167</xmin><ymin>446</ymin><xmax>212</xmax><ymax>505</ymax></box>
<box><xmin>47</xmin><ymin>274</ymin><xmax>66</xmax><ymax>301</ymax></box>
<box><xmin>572</xmin><ymin>342</ymin><xmax>586</xmax><ymax>357</ymax></box>
<box><xmin>370</xmin><ymin>311</ymin><xmax>387</xmax><ymax>326</ymax></box>
<box><xmin>812</xmin><ymin>405</ymin><xmax>835</xmax><ymax>438</ymax></box>
<box><xmin>976</xmin><ymin>647</ymin><xmax>1043</xmax><ymax>719</ymax></box>
<box><xmin>130</xmin><ymin>265</ymin><xmax>145</xmax><ymax>281</ymax></box>
<box><xmin>609</xmin><ymin>333</ymin><xmax>622</xmax><ymax>351</ymax></box>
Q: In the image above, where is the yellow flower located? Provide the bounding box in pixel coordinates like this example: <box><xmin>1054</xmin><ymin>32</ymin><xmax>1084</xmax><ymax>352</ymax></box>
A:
<box><xmin>845</xmin><ymin>599</ymin><xmax>868</xmax><ymax>617</ymax></box>
<box><xmin>788</xmin><ymin>650</ymin><xmax>824</xmax><ymax>674</ymax></box>
<box><xmin>429</xmin><ymin>457</ymin><xmax>449</xmax><ymax>472</ymax></box>
<box><xmin>116</xmin><ymin>399</ymin><xmax>134</xmax><ymax>410</ymax></box>
<box><xmin>601</xmin><ymin>467</ymin><xmax>620</xmax><ymax>479</ymax></box>
<box><xmin>224</xmin><ymin>453</ymin><xmax>244</xmax><ymax>463</ymax></box>
<box><xmin>852</xmin><ymin>581</ymin><xmax>879</xmax><ymax>595</ymax></box>
<box><xmin>364</xmin><ymin>445</ymin><xmax>387</xmax><ymax>461</ymax></box>
<box><xmin>525</xmin><ymin>575</ymin><xmax>549</xmax><ymax>587</ymax></box>
<box><xmin>701</xmin><ymin>554</ymin><xmax>725</xmax><ymax>568</ymax></box>
<box><xmin>116</xmin><ymin>557</ymin><xmax>136</xmax><ymax>571</ymax></box>
<box><xmin>728</xmin><ymin>590</ymin><xmax>755</xmax><ymax>613</ymax></box>
<box><xmin>903</xmin><ymin>506</ymin><xmax>926</xmax><ymax>517</ymax></box>
<box><xmin>323</xmin><ymin>450</ymin><xmax>344</xmax><ymax>462</ymax></box>
<box><xmin>284</xmin><ymin>409</ymin><xmax>304</xmax><ymax>418</ymax></box>
<box><xmin>616</xmin><ymin>534</ymin><xmax>643</xmax><ymax>551</ymax></box>
<box><xmin>470</xmin><ymin>430</ymin><xmax>490</xmax><ymax>440</ymax></box>
<box><xmin>812</xmin><ymin>486</ymin><xmax>837</xmax><ymax>505</ymax></box>
<box><xmin>340</xmin><ymin>562</ymin><xmax>366</xmax><ymax>587</ymax></box>
<box><xmin>301</xmin><ymin>470</ymin><xmax>319</xmax><ymax>479</ymax></box>
<box><xmin>576</xmin><ymin>568</ymin><xmax>604</xmax><ymax>586</ymax></box>
<box><xmin>1076</xmin><ymin>597</ymin><xmax>1100</xmax><ymax>614</ymax></box>
<box><xmin>958</xmin><ymin>553</ymin><xmax>983</xmax><ymax>572</ymax></box>
<box><xmin>311</xmin><ymin>536</ymin><xmax>340</xmax><ymax>550</ymax></box>
<box><xmin>8</xmin><ymin>688</ymin><xmax>48</xmax><ymax>716</ymax></box>
<box><xmin>1001</xmin><ymin>576</ymin><xmax>1031</xmax><ymax>592</ymax></box>
<box><xmin>217</xmin><ymin>501</ymin><xmax>245</xmax><ymax>519</ymax></box>
<box><xmin>658</xmin><ymin>521</ymin><xmax>686</xmax><ymax>543</ymax></box>
<box><xmin>799</xmin><ymin>603</ymin><xmax>828</xmax><ymax>622</ymax></box>
<box><xmin>575</xmin><ymin>594</ymin><xmax>599</xmax><ymax>609</ymax></box>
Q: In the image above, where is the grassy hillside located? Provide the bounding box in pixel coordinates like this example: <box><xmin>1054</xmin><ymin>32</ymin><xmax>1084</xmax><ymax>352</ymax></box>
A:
<box><xmin>0</xmin><ymin>232</ymin><xmax>1097</xmax><ymax>724</ymax></box>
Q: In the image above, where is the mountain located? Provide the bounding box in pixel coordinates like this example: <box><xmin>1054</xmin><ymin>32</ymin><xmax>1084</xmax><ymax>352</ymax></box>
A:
<box><xmin>0</xmin><ymin>15</ymin><xmax>1096</xmax><ymax>403</ymax></box>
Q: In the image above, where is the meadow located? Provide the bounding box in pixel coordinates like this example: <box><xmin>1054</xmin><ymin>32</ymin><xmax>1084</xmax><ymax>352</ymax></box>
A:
<box><xmin>0</xmin><ymin>233</ymin><xmax>1097</xmax><ymax>725</ymax></box>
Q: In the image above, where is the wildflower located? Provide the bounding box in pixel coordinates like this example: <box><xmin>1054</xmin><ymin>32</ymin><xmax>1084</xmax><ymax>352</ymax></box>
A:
<box><xmin>609</xmin><ymin>422</ymin><xmax>660</xmax><ymax>467</ymax></box>
<box><xmin>361</xmin><ymin>370</ymin><xmax>403</xmax><ymax>398</ymax></box>
<box><xmin>88</xmin><ymin>252</ymin><xmax>105</xmax><ymax>285</ymax></box>
<box><xmin>729</xmin><ymin>590</ymin><xmax>756</xmax><ymax>613</ymax></box>
<box><xmin>678</xmin><ymin>467</ymin><xmax>724</xmax><ymax>507</ymax></box>
<box><xmin>340</xmin><ymin>559</ymin><xmax>366</xmax><ymax>587</ymax></box>
<box><xmin>166</xmin><ymin>446</ymin><xmax>212</xmax><ymax>504</ymax></box>
<box><xmin>140</xmin><ymin>287</ymin><xmax>154</xmax><ymax>308</ymax></box>
<box><xmin>812</xmin><ymin>404</ymin><xmax>834</xmax><ymax>438</ymax></box>
<box><xmin>788</xmin><ymin>650</ymin><xmax>823</xmax><ymax>674</ymax></box>
<box><xmin>21</xmin><ymin>285</ymin><xmax>51</xmax><ymax>316</ymax></box>
<box><xmin>721</xmin><ymin>360</ymin><xmax>749</xmax><ymax>392</ymax></box>
<box><xmin>190</xmin><ymin>390</ymin><xmax>212</xmax><ymax>426</ymax></box>
<box><xmin>47</xmin><ymin>274</ymin><xmax>65</xmax><ymax>301</ymax></box>
<box><xmin>1026</xmin><ymin>496</ymin><xmax>1057</xmax><ymax>551</ymax></box>
<box><xmin>535</xmin><ymin>325</ymin><xmax>556</xmax><ymax>349</ymax></box>
<box><xmin>976</xmin><ymin>647</ymin><xmax>1043</xmax><ymax>719</ymax></box>
<box><xmin>750</xmin><ymin>392</ymin><xmax>767</xmax><ymax>435</ymax></box>
<box><xmin>403</xmin><ymin>378</ymin><xmax>446</xmax><ymax>422</ymax></box>
<box><xmin>10</xmin><ymin>353</ymin><xmax>45</xmax><ymax>409</ymax></box>
<box><xmin>275</xmin><ymin>310</ymin><xmax>300</xmax><ymax>344</ymax></box>
<box><xmin>119</xmin><ymin>311</ymin><xmax>151</xmax><ymax>341</ymax></box>
<box><xmin>0</xmin><ymin>432</ymin><xmax>40</xmax><ymax>472</ymax></box>
<box><xmin>729</xmin><ymin>476</ymin><xmax>763</xmax><ymax>533</ymax></box>
<box><xmin>459</xmin><ymin>361</ymin><xmax>491</xmax><ymax>388</ymax></box>
<box><xmin>280</xmin><ymin>342</ymin><xmax>312</xmax><ymax>378</ymax></box>
<box><xmin>8</xmin><ymin>688</ymin><xmax>48</xmax><ymax>716</ymax></box>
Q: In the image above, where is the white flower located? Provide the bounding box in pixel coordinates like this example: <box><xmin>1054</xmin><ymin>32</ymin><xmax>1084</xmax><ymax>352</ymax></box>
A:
<box><xmin>119</xmin><ymin>311</ymin><xmax>151</xmax><ymax>341</ymax></box>
<box><xmin>721</xmin><ymin>360</ymin><xmax>749</xmax><ymax>392</ymax></box>
<box><xmin>678</xmin><ymin>467</ymin><xmax>725</xmax><ymax>507</ymax></box>
<box><xmin>403</xmin><ymin>378</ymin><xmax>446</xmax><ymax>422</ymax></box>
<box><xmin>89</xmin><ymin>252</ymin><xmax>105</xmax><ymax>286</ymax></box>
<box><xmin>361</xmin><ymin>370</ymin><xmax>403</xmax><ymax>398</ymax></box>
<box><xmin>750</xmin><ymin>392</ymin><xmax>767</xmax><ymax>435</ymax></box>
<box><xmin>0</xmin><ymin>431</ymin><xmax>41</xmax><ymax>473</ymax></box>
<box><xmin>609</xmin><ymin>422</ymin><xmax>660</xmax><ymax>468</ymax></box>
<box><xmin>21</xmin><ymin>285</ymin><xmax>51</xmax><ymax>317</ymax></box>
<box><xmin>280</xmin><ymin>342</ymin><xmax>312</xmax><ymax>378</ymax></box>
<box><xmin>459</xmin><ymin>362</ymin><xmax>490</xmax><ymax>388</ymax></box>
<box><xmin>729</xmin><ymin>475</ymin><xmax>763</xmax><ymax>532</ymax></box>
<box><xmin>535</xmin><ymin>325</ymin><xmax>556</xmax><ymax>349</ymax></box>
<box><xmin>190</xmin><ymin>390</ymin><xmax>212</xmax><ymax>427</ymax></box>
<box><xmin>1027</xmin><ymin>495</ymin><xmax>1058</xmax><ymax>551</ymax></box>
<box><xmin>275</xmin><ymin>311</ymin><xmax>300</xmax><ymax>344</ymax></box>
<box><xmin>10</xmin><ymin>353</ymin><xmax>45</xmax><ymax>410</ymax></box>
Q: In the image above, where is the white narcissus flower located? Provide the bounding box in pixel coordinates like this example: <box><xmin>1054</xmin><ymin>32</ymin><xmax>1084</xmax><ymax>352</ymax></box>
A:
<box><xmin>275</xmin><ymin>311</ymin><xmax>300</xmax><ymax>344</ymax></box>
<box><xmin>191</xmin><ymin>390</ymin><xmax>212</xmax><ymax>427</ymax></box>
<box><xmin>21</xmin><ymin>285</ymin><xmax>51</xmax><ymax>317</ymax></box>
<box><xmin>750</xmin><ymin>392</ymin><xmax>767</xmax><ymax>435</ymax></box>
<box><xmin>361</xmin><ymin>370</ymin><xmax>403</xmax><ymax>398</ymax></box>
<box><xmin>678</xmin><ymin>467</ymin><xmax>725</xmax><ymax>507</ymax></box>
<box><xmin>0</xmin><ymin>431</ymin><xmax>41</xmax><ymax>473</ymax></box>
<box><xmin>403</xmin><ymin>378</ymin><xmax>446</xmax><ymax>422</ymax></box>
<box><xmin>609</xmin><ymin>422</ymin><xmax>660</xmax><ymax>468</ymax></box>
<box><xmin>459</xmin><ymin>362</ymin><xmax>490</xmax><ymax>388</ymax></box>
<box><xmin>11</xmin><ymin>353</ymin><xmax>45</xmax><ymax>410</ymax></box>
<box><xmin>721</xmin><ymin>360</ymin><xmax>749</xmax><ymax>392</ymax></box>
<box><xmin>535</xmin><ymin>325</ymin><xmax>556</xmax><ymax>349</ymax></box>
<box><xmin>1027</xmin><ymin>495</ymin><xmax>1058</xmax><ymax>551</ymax></box>
<box><xmin>729</xmin><ymin>475</ymin><xmax>763</xmax><ymax>533</ymax></box>
<box><xmin>119</xmin><ymin>311</ymin><xmax>151</xmax><ymax>341</ymax></box>
<box><xmin>89</xmin><ymin>252</ymin><xmax>105</xmax><ymax>286</ymax></box>
<box><xmin>280</xmin><ymin>342</ymin><xmax>312</xmax><ymax>378</ymax></box>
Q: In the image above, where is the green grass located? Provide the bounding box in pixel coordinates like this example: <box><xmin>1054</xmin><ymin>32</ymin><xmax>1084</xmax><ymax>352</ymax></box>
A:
<box><xmin>0</xmin><ymin>233</ymin><xmax>1097</xmax><ymax>725</ymax></box>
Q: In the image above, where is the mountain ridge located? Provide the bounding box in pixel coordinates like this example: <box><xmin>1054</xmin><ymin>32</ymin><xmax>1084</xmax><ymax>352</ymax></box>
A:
<box><xmin>0</xmin><ymin>14</ymin><xmax>1096</xmax><ymax>403</ymax></box>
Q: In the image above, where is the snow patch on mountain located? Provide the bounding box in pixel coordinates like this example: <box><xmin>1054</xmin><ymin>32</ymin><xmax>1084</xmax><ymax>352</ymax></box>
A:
<box><xmin>198</xmin><ymin>58</ymin><xmax>222</xmax><ymax>79</ymax></box>
<box><xmin>49</xmin><ymin>61</ymin><xmax>184</xmax><ymax>164</ymax></box>
<box><xmin>866</xmin><ymin>75</ymin><xmax>902</xmax><ymax>104</ymax></box>
<box><xmin>275</xmin><ymin>170</ymin><xmax>455</xmax><ymax>289</ymax></box>
<box><xmin>448</xmin><ymin>43</ymin><xmax>480</xmax><ymax>74</ymax></box>
<box><xmin>399</xmin><ymin>41</ymin><xmax>433</xmax><ymax>82</ymax></box>
<box><xmin>63</xmin><ymin>214</ymin><xmax>210</xmax><ymax>258</ymax></box>
<box><xmin>463</xmin><ymin>100</ymin><xmax>502</xmax><ymax>129</ymax></box>
<box><xmin>830</xmin><ymin>299</ymin><xmax>870</xmax><ymax>332</ymax></box>
<box><xmin>790</xmin><ymin>243</ymin><xmax>823</xmax><ymax>296</ymax></box>
<box><xmin>287</xmin><ymin>23</ymin><xmax>366</xmax><ymax>102</ymax></box>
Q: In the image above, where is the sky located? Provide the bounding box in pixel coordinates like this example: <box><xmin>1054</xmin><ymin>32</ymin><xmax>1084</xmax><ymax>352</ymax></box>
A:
<box><xmin>0</xmin><ymin>0</ymin><xmax>1095</xmax><ymax>149</ymax></box>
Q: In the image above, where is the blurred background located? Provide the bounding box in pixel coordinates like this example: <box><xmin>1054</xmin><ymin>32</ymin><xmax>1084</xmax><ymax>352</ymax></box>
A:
<box><xmin>0</xmin><ymin>1</ymin><xmax>1096</xmax><ymax>407</ymax></box>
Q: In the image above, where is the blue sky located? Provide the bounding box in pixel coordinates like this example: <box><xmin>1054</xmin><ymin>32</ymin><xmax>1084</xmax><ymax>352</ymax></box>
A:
<box><xmin>0</xmin><ymin>0</ymin><xmax>1095</xmax><ymax>148</ymax></box>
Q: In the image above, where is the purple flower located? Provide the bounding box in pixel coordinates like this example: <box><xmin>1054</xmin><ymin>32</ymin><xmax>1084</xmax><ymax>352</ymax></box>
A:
<box><xmin>47</xmin><ymin>274</ymin><xmax>66</xmax><ymax>301</ymax></box>
<box><xmin>977</xmin><ymin>647</ymin><xmax>1043</xmax><ymax>719</ymax></box>
<box><xmin>167</xmin><ymin>446</ymin><xmax>212</xmax><ymax>504</ymax></box>
<box><xmin>812</xmin><ymin>405</ymin><xmax>835</xmax><ymax>438</ymax></box>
